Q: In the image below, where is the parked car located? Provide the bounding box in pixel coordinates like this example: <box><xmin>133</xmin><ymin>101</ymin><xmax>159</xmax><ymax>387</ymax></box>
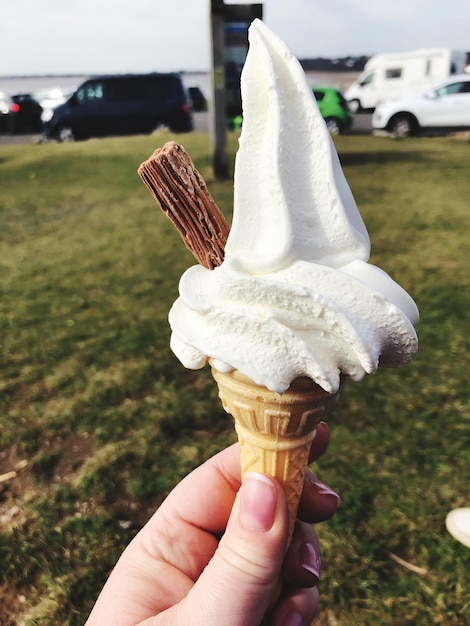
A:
<box><xmin>372</xmin><ymin>74</ymin><xmax>470</xmax><ymax>137</ymax></box>
<box><xmin>43</xmin><ymin>73</ymin><xmax>193</xmax><ymax>141</ymax></box>
<box><xmin>345</xmin><ymin>48</ymin><xmax>466</xmax><ymax>112</ymax></box>
<box><xmin>228</xmin><ymin>86</ymin><xmax>354</xmax><ymax>134</ymax></box>
<box><xmin>312</xmin><ymin>86</ymin><xmax>354</xmax><ymax>134</ymax></box>
<box><xmin>188</xmin><ymin>86</ymin><xmax>207</xmax><ymax>112</ymax></box>
<box><xmin>9</xmin><ymin>94</ymin><xmax>43</xmax><ymax>133</ymax></box>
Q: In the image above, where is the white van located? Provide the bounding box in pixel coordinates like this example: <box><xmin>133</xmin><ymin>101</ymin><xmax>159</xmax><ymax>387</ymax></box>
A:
<box><xmin>345</xmin><ymin>48</ymin><xmax>467</xmax><ymax>111</ymax></box>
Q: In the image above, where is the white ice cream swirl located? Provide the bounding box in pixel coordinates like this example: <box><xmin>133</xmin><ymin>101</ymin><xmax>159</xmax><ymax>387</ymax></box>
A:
<box><xmin>169</xmin><ymin>19</ymin><xmax>418</xmax><ymax>394</ymax></box>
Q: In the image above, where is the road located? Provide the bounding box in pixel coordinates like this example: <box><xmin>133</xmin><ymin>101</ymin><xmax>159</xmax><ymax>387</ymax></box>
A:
<box><xmin>0</xmin><ymin>113</ymin><xmax>374</xmax><ymax>145</ymax></box>
<box><xmin>350</xmin><ymin>112</ymin><xmax>373</xmax><ymax>134</ymax></box>
<box><xmin>194</xmin><ymin>111</ymin><xmax>372</xmax><ymax>134</ymax></box>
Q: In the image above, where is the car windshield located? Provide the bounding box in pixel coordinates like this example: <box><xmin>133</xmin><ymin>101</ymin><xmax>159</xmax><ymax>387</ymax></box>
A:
<box><xmin>360</xmin><ymin>72</ymin><xmax>374</xmax><ymax>86</ymax></box>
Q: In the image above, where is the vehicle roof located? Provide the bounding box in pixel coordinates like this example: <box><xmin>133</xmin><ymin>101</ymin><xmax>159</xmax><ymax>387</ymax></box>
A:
<box><xmin>366</xmin><ymin>48</ymin><xmax>456</xmax><ymax>64</ymax></box>
<box><xmin>83</xmin><ymin>72</ymin><xmax>182</xmax><ymax>81</ymax></box>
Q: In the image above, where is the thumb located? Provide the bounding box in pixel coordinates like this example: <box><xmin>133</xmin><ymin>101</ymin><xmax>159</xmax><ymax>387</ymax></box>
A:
<box><xmin>158</xmin><ymin>472</ymin><xmax>289</xmax><ymax>626</ymax></box>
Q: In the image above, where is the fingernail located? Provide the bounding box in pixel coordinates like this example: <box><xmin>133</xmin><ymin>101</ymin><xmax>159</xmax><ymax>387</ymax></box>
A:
<box><xmin>300</xmin><ymin>542</ymin><xmax>321</xmax><ymax>581</ymax></box>
<box><xmin>240</xmin><ymin>472</ymin><xmax>276</xmax><ymax>532</ymax></box>
<box><xmin>308</xmin><ymin>475</ymin><xmax>341</xmax><ymax>505</ymax></box>
<box><xmin>285</xmin><ymin>610</ymin><xmax>303</xmax><ymax>626</ymax></box>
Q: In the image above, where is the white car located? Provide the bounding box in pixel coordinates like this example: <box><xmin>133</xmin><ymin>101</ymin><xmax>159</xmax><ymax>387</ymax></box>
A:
<box><xmin>372</xmin><ymin>74</ymin><xmax>470</xmax><ymax>137</ymax></box>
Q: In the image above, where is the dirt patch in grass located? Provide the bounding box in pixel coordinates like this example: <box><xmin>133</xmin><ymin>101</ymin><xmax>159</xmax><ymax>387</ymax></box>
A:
<box><xmin>0</xmin><ymin>583</ymin><xmax>29</xmax><ymax>626</ymax></box>
<box><xmin>1</xmin><ymin>433</ymin><xmax>95</xmax><ymax>507</ymax></box>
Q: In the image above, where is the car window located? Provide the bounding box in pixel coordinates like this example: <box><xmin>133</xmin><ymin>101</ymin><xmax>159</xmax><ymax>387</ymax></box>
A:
<box><xmin>360</xmin><ymin>72</ymin><xmax>374</xmax><ymax>86</ymax></box>
<box><xmin>436</xmin><ymin>81</ymin><xmax>470</xmax><ymax>97</ymax></box>
<box><xmin>107</xmin><ymin>78</ymin><xmax>155</xmax><ymax>101</ymax></box>
<box><xmin>147</xmin><ymin>77</ymin><xmax>179</xmax><ymax>98</ymax></box>
<box><xmin>313</xmin><ymin>91</ymin><xmax>325</xmax><ymax>102</ymax></box>
<box><xmin>77</xmin><ymin>83</ymin><xmax>105</xmax><ymax>104</ymax></box>
<box><xmin>104</xmin><ymin>76</ymin><xmax>179</xmax><ymax>101</ymax></box>
<box><xmin>457</xmin><ymin>81</ymin><xmax>470</xmax><ymax>93</ymax></box>
<box><xmin>107</xmin><ymin>80</ymin><xmax>138</xmax><ymax>101</ymax></box>
<box><xmin>385</xmin><ymin>68</ymin><xmax>402</xmax><ymax>79</ymax></box>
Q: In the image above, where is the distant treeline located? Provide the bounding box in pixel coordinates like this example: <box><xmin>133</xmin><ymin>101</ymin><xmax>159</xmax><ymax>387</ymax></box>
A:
<box><xmin>299</xmin><ymin>56</ymin><xmax>369</xmax><ymax>72</ymax></box>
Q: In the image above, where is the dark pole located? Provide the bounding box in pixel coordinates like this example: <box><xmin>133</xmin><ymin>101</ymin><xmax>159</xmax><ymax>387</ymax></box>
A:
<box><xmin>209</xmin><ymin>2</ymin><xmax>263</xmax><ymax>179</ymax></box>
<box><xmin>210</xmin><ymin>0</ymin><xmax>229</xmax><ymax>179</ymax></box>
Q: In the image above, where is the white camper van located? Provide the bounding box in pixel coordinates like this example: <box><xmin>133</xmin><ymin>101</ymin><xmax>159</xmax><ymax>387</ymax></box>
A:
<box><xmin>345</xmin><ymin>48</ymin><xmax>467</xmax><ymax>111</ymax></box>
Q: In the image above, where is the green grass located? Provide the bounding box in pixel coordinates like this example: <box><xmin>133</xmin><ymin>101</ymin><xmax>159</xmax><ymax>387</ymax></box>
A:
<box><xmin>1</xmin><ymin>131</ymin><xmax>469</xmax><ymax>625</ymax></box>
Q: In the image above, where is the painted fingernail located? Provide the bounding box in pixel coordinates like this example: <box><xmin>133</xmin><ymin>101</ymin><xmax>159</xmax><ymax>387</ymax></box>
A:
<box><xmin>300</xmin><ymin>542</ymin><xmax>321</xmax><ymax>581</ymax></box>
<box><xmin>285</xmin><ymin>610</ymin><xmax>303</xmax><ymax>626</ymax></box>
<box><xmin>308</xmin><ymin>475</ymin><xmax>341</xmax><ymax>504</ymax></box>
<box><xmin>240</xmin><ymin>472</ymin><xmax>276</xmax><ymax>532</ymax></box>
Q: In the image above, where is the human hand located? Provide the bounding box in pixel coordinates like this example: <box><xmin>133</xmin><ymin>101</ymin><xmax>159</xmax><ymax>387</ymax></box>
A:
<box><xmin>85</xmin><ymin>421</ymin><xmax>340</xmax><ymax>626</ymax></box>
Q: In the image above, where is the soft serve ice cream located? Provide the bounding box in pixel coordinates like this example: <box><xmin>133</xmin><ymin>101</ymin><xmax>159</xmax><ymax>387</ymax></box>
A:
<box><xmin>169</xmin><ymin>19</ymin><xmax>418</xmax><ymax>395</ymax></box>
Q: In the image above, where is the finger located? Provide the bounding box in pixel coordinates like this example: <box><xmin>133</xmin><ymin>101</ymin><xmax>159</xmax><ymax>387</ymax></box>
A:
<box><xmin>271</xmin><ymin>586</ymin><xmax>320</xmax><ymax>626</ymax></box>
<box><xmin>152</xmin><ymin>473</ymin><xmax>290</xmax><ymax>626</ymax></box>
<box><xmin>283</xmin><ymin>521</ymin><xmax>321</xmax><ymax>588</ymax></box>
<box><xmin>308</xmin><ymin>421</ymin><xmax>330</xmax><ymax>464</ymax></box>
<box><xmin>297</xmin><ymin>469</ymin><xmax>340</xmax><ymax>523</ymax></box>
<box><xmin>162</xmin><ymin>422</ymin><xmax>330</xmax><ymax>534</ymax></box>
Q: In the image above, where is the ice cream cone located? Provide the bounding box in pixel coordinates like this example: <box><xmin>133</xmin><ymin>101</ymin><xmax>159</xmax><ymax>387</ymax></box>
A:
<box><xmin>210</xmin><ymin>363</ymin><xmax>341</xmax><ymax>542</ymax></box>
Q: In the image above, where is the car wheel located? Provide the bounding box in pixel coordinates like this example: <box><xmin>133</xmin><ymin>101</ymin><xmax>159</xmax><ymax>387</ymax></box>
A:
<box><xmin>56</xmin><ymin>125</ymin><xmax>75</xmax><ymax>142</ymax></box>
<box><xmin>348</xmin><ymin>99</ymin><xmax>361</xmax><ymax>113</ymax></box>
<box><xmin>389</xmin><ymin>114</ymin><xmax>415</xmax><ymax>138</ymax></box>
<box><xmin>325</xmin><ymin>117</ymin><xmax>342</xmax><ymax>135</ymax></box>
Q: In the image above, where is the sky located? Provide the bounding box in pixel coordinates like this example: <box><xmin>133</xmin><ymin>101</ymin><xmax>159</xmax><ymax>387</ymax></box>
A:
<box><xmin>1</xmin><ymin>0</ymin><xmax>469</xmax><ymax>76</ymax></box>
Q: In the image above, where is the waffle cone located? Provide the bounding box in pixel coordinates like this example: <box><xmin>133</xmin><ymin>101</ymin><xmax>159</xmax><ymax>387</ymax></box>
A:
<box><xmin>210</xmin><ymin>365</ymin><xmax>340</xmax><ymax>541</ymax></box>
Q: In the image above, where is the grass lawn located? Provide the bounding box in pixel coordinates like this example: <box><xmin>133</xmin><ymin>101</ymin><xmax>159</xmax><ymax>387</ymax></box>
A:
<box><xmin>0</xmin><ymin>130</ymin><xmax>469</xmax><ymax>625</ymax></box>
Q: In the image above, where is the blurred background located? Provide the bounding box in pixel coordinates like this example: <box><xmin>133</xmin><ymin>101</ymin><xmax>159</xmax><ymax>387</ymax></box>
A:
<box><xmin>1</xmin><ymin>0</ymin><xmax>469</xmax><ymax>141</ymax></box>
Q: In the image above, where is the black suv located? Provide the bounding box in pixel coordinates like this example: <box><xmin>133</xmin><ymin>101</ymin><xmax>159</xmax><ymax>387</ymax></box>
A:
<box><xmin>43</xmin><ymin>73</ymin><xmax>193</xmax><ymax>141</ymax></box>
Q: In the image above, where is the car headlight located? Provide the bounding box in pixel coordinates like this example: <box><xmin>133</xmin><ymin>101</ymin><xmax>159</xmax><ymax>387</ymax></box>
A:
<box><xmin>41</xmin><ymin>108</ymin><xmax>54</xmax><ymax>122</ymax></box>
